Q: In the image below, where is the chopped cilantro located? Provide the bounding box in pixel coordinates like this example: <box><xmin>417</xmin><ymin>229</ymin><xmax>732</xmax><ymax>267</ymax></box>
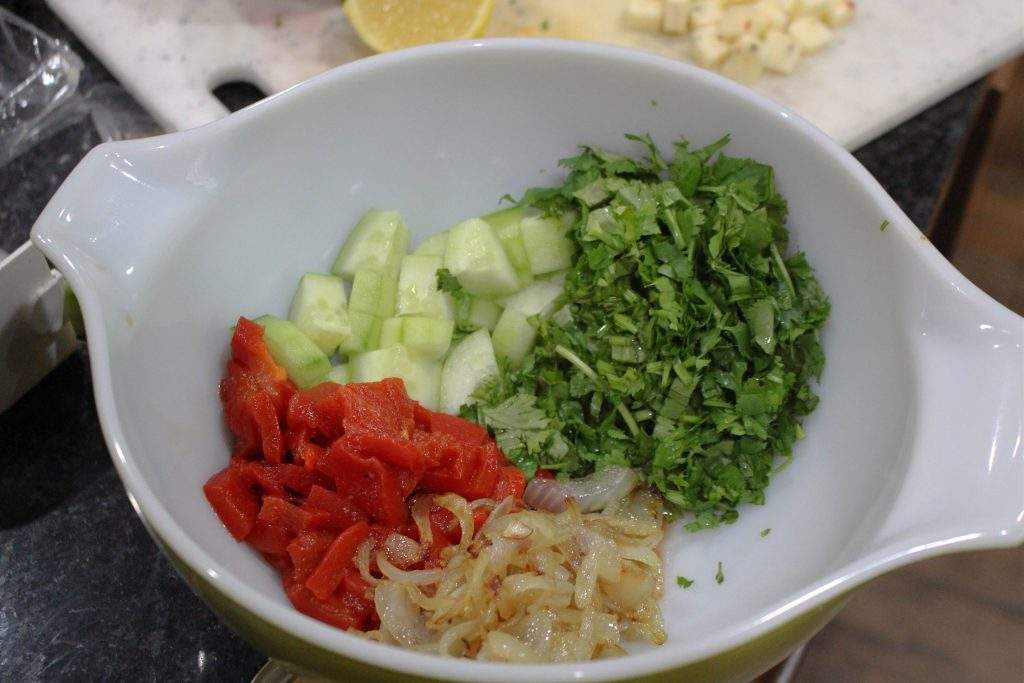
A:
<box><xmin>651</xmin><ymin>98</ymin><xmax>658</xmax><ymax>107</ymax></box>
<box><xmin>464</xmin><ymin>134</ymin><xmax>830</xmax><ymax>528</ymax></box>
<box><xmin>760</xmin><ymin>527</ymin><xmax>771</xmax><ymax>537</ymax></box>
<box><xmin>715</xmin><ymin>561</ymin><xmax>725</xmax><ymax>584</ymax></box>
<box><xmin>540</xmin><ymin>18</ymin><xmax>550</xmax><ymax>30</ymax></box>
<box><xmin>879</xmin><ymin>219</ymin><xmax>890</xmax><ymax>232</ymax></box>
<box><xmin>676</xmin><ymin>575</ymin><xmax>694</xmax><ymax>588</ymax></box>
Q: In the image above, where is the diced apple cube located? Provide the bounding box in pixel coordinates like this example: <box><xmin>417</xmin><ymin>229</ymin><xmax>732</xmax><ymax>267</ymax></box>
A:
<box><xmin>689</xmin><ymin>0</ymin><xmax>723</xmax><ymax>28</ymax></box>
<box><xmin>625</xmin><ymin>0</ymin><xmax>664</xmax><ymax>32</ymax></box>
<box><xmin>691</xmin><ymin>27</ymin><xmax>730</xmax><ymax>67</ymax></box>
<box><xmin>824</xmin><ymin>0</ymin><xmax>855</xmax><ymax>27</ymax></box>
<box><xmin>662</xmin><ymin>0</ymin><xmax>691</xmax><ymax>34</ymax></box>
<box><xmin>755</xmin><ymin>0</ymin><xmax>788</xmax><ymax>30</ymax></box>
<box><xmin>796</xmin><ymin>0</ymin><xmax>829</xmax><ymax>15</ymax></box>
<box><xmin>718</xmin><ymin>5</ymin><xmax>766</xmax><ymax>38</ymax></box>
<box><xmin>788</xmin><ymin>16</ymin><xmax>832</xmax><ymax>53</ymax></box>
<box><xmin>761</xmin><ymin>29</ymin><xmax>802</xmax><ymax>73</ymax></box>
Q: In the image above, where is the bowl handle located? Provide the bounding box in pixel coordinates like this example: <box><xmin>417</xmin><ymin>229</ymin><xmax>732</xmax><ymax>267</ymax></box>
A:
<box><xmin>869</xmin><ymin>262</ymin><xmax>1023</xmax><ymax>557</ymax></box>
<box><xmin>31</xmin><ymin>133</ymin><xmax>208</xmax><ymax>322</ymax></box>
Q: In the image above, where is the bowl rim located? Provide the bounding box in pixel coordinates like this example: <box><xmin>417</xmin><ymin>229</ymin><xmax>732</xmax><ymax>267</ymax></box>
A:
<box><xmin>33</xmin><ymin>37</ymin><xmax>1024</xmax><ymax>683</ymax></box>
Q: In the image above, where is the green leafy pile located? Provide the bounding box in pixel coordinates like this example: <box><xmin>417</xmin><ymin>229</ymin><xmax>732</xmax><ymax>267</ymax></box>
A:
<box><xmin>462</xmin><ymin>134</ymin><xmax>830</xmax><ymax>530</ymax></box>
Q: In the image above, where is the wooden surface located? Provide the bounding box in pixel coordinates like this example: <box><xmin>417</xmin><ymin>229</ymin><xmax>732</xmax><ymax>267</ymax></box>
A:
<box><xmin>792</xmin><ymin>57</ymin><xmax>1024</xmax><ymax>683</ymax></box>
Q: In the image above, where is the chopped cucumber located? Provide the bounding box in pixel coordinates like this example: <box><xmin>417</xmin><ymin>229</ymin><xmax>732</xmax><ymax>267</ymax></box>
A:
<box><xmin>331</xmin><ymin>209</ymin><xmax>410</xmax><ymax>279</ymax></box>
<box><xmin>396</xmin><ymin>255</ymin><xmax>452</xmax><ymax>319</ymax></box>
<box><xmin>349</xmin><ymin>269</ymin><xmax>397</xmax><ymax>318</ymax></box>
<box><xmin>338</xmin><ymin>311</ymin><xmax>381</xmax><ymax>354</ymax></box>
<box><xmin>254</xmin><ymin>316</ymin><xmax>332</xmax><ymax>388</ymax></box>
<box><xmin>399</xmin><ymin>316</ymin><xmax>454</xmax><ymax>361</ymax></box>
<box><xmin>287</xmin><ymin>273</ymin><xmax>351</xmax><ymax>354</ymax></box>
<box><xmin>521</xmin><ymin>215</ymin><xmax>574</xmax><ymax>275</ymax></box>
<box><xmin>412</xmin><ymin>231</ymin><xmax>449</xmax><ymax>257</ymax></box>
<box><xmin>350</xmin><ymin>344</ymin><xmax>442</xmax><ymax>410</ymax></box>
<box><xmin>324</xmin><ymin>364</ymin><xmax>349</xmax><ymax>384</ymax></box>
<box><xmin>443</xmin><ymin>218</ymin><xmax>521</xmax><ymax>297</ymax></box>
<box><xmin>492</xmin><ymin>308</ymin><xmax>537</xmax><ymax>368</ymax></box>
<box><xmin>497</xmin><ymin>271</ymin><xmax>565</xmax><ymax>317</ymax></box>
<box><xmin>378</xmin><ymin>317</ymin><xmax>403</xmax><ymax>348</ymax></box>
<box><xmin>440</xmin><ymin>329</ymin><xmax>498</xmax><ymax>414</ymax></box>
<box><xmin>467</xmin><ymin>297</ymin><xmax>502</xmax><ymax>331</ymax></box>
<box><xmin>483</xmin><ymin>207</ymin><xmax>533</xmax><ymax>289</ymax></box>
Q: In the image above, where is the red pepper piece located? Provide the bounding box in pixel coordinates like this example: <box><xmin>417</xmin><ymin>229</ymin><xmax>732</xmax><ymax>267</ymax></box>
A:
<box><xmin>338</xmin><ymin>379</ymin><xmax>416</xmax><ymax>438</ymax></box>
<box><xmin>345</xmin><ymin>431</ymin><xmax>425</xmax><ymax>474</ymax></box>
<box><xmin>286</xmin><ymin>530</ymin><xmax>336</xmax><ymax>583</ymax></box>
<box><xmin>425</xmin><ymin>410</ymin><xmax>488</xmax><ymax>448</ymax></box>
<box><xmin>465</xmin><ymin>442</ymin><xmax>501</xmax><ymax>500</ymax></box>
<box><xmin>320</xmin><ymin>441</ymin><xmax>407</xmax><ymax>527</ymax></box>
<box><xmin>244</xmin><ymin>462</ymin><xmax>326</xmax><ymax>498</ymax></box>
<box><xmin>303</xmin><ymin>485</ymin><xmax>367</xmax><ymax>533</ymax></box>
<box><xmin>203</xmin><ymin>466</ymin><xmax>259</xmax><ymax>541</ymax></box>
<box><xmin>493</xmin><ymin>465</ymin><xmax>527</xmax><ymax>500</ymax></box>
<box><xmin>285</xmin><ymin>581</ymin><xmax>370</xmax><ymax>631</ymax></box>
<box><xmin>257</xmin><ymin>496</ymin><xmax>327</xmax><ymax>534</ymax></box>
<box><xmin>246</xmin><ymin>519</ymin><xmax>294</xmax><ymax>558</ymax></box>
<box><xmin>342</xmin><ymin>567</ymin><xmax>373</xmax><ymax>602</ymax></box>
<box><xmin>286</xmin><ymin>382</ymin><xmax>349</xmax><ymax>443</ymax></box>
<box><xmin>306</xmin><ymin>521</ymin><xmax>371</xmax><ymax>601</ymax></box>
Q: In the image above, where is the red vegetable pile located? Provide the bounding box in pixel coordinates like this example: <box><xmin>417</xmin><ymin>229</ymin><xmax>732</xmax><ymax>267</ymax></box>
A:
<box><xmin>204</xmin><ymin>317</ymin><xmax>526</xmax><ymax>631</ymax></box>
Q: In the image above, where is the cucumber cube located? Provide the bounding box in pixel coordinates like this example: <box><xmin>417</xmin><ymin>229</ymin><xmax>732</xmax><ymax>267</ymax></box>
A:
<box><xmin>338</xmin><ymin>311</ymin><xmax>381</xmax><ymax>354</ymax></box>
<box><xmin>412</xmin><ymin>231</ymin><xmax>449</xmax><ymax>257</ymax></box>
<box><xmin>378</xmin><ymin>317</ymin><xmax>404</xmax><ymax>348</ymax></box>
<box><xmin>350</xmin><ymin>344</ymin><xmax>442</xmax><ymax>410</ymax></box>
<box><xmin>350</xmin><ymin>269</ymin><xmax>397</xmax><ymax>318</ymax></box>
<box><xmin>287</xmin><ymin>273</ymin><xmax>351</xmax><ymax>354</ymax></box>
<box><xmin>467</xmin><ymin>297</ymin><xmax>502</xmax><ymax>331</ymax></box>
<box><xmin>521</xmin><ymin>215</ymin><xmax>575</xmax><ymax>275</ymax></box>
<box><xmin>440</xmin><ymin>329</ymin><xmax>498</xmax><ymax>414</ymax></box>
<box><xmin>484</xmin><ymin>207</ymin><xmax>533</xmax><ymax>289</ymax></box>
<box><xmin>497</xmin><ymin>271</ymin><xmax>565</xmax><ymax>318</ymax></box>
<box><xmin>324</xmin><ymin>364</ymin><xmax>349</xmax><ymax>384</ymax></box>
<box><xmin>331</xmin><ymin>209</ymin><xmax>410</xmax><ymax>280</ymax></box>
<box><xmin>396</xmin><ymin>254</ymin><xmax>451</xmax><ymax>319</ymax></box>
<box><xmin>400</xmin><ymin>316</ymin><xmax>454</xmax><ymax>361</ymax></box>
<box><xmin>492</xmin><ymin>308</ymin><xmax>537</xmax><ymax>368</ymax></box>
<box><xmin>444</xmin><ymin>218</ymin><xmax>521</xmax><ymax>297</ymax></box>
<box><xmin>255</xmin><ymin>316</ymin><xmax>332</xmax><ymax>388</ymax></box>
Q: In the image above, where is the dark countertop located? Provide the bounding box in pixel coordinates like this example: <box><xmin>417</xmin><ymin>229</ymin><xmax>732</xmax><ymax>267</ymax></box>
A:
<box><xmin>0</xmin><ymin>1</ymin><xmax>985</xmax><ymax>681</ymax></box>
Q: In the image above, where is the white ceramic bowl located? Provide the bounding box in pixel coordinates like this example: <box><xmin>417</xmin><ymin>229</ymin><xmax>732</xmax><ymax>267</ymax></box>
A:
<box><xmin>32</xmin><ymin>40</ymin><xmax>1023</xmax><ymax>683</ymax></box>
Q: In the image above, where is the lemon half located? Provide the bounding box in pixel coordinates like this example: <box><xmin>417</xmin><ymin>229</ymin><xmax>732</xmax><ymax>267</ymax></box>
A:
<box><xmin>345</xmin><ymin>0</ymin><xmax>495</xmax><ymax>53</ymax></box>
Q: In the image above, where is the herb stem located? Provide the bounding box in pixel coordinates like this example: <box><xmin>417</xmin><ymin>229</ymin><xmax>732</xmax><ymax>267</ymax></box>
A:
<box><xmin>554</xmin><ymin>344</ymin><xmax>599</xmax><ymax>382</ymax></box>
<box><xmin>769</xmin><ymin>243</ymin><xmax>796</xmax><ymax>297</ymax></box>
<box><xmin>615</xmin><ymin>402</ymin><xmax>641</xmax><ymax>437</ymax></box>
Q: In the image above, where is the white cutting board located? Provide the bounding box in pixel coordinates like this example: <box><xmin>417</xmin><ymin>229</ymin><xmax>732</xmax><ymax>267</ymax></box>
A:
<box><xmin>46</xmin><ymin>0</ymin><xmax>1023</xmax><ymax>149</ymax></box>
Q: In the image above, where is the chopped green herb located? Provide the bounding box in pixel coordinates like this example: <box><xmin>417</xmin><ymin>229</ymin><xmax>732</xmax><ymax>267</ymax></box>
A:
<box><xmin>464</xmin><ymin>134</ymin><xmax>830</xmax><ymax>528</ymax></box>
<box><xmin>760</xmin><ymin>527</ymin><xmax>771</xmax><ymax>537</ymax></box>
<box><xmin>879</xmin><ymin>219</ymin><xmax>890</xmax><ymax>232</ymax></box>
<box><xmin>676</xmin><ymin>575</ymin><xmax>694</xmax><ymax>588</ymax></box>
<box><xmin>715</xmin><ymin>561</ymin><xmax>725</xmax><ymax>584</ymax></box>
<box><xmin>540</xmin><ymin>18</ymin><xmax>550</xmax><ymax>30</ymax></box>
<box><xmin>650</xmin><ymin>99</ymin><xmax>658</xmax><ymax>107</ymax></box>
